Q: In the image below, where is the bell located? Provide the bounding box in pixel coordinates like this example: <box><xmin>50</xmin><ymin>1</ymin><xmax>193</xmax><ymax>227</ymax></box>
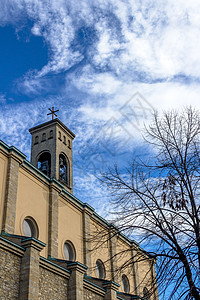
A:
<box><xmin>60</xmin><ymin>158</ymin><xmax>64</xmax><ymax>167</ymax></box>
<box><xmin>41</xmin><ymin>161</ymin><xmax>48</xmax><ymax>173</ymax></box>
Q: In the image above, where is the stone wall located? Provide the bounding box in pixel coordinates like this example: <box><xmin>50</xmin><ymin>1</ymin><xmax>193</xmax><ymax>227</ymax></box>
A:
<box><xmin>84</xmin><ymin>288</ymin><xmax>104</xmax><ymax>300</ymax></box>
<box><xmin>39</xmin><ymin>267</ymin><xmax>68</xmax><ymax>300</ymax></box>
<box><xmin>0</xmin><ymin>248</ymin><xmax>21</xmax><ymax>300</ymax></box>
<box><xmin>0</xmin><ymin>238</ymin><xmax>131</xmax><ymax>300</ymax></box>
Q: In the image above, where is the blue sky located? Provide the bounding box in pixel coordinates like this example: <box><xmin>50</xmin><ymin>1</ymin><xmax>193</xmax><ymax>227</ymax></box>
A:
<box><xmin>1</xmin><ymin>0</ymin><xmax>200</xmax><ymax>216</ymax></box>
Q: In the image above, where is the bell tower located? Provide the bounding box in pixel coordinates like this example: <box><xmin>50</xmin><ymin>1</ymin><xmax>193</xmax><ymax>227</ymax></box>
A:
<box><xmin>29</xmin><ymin>114</ymin><xmax>75</xmax><ymax>194</ymax></box>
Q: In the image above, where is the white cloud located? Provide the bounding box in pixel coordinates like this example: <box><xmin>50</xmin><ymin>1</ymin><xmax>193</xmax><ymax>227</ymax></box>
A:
<box><xmin>73</xmin><ymin>70</ymin><xmax>122</xmax><ymax>95</ymax></box>
<box><xmin>0</xmin><ymin>0</ymin><xmax>24</xmax><ymax>26</ymax></box>
<box><xmin>73</xmin><ymin>173</ymin><xmax>111</xmax><ymax>217</ymax></box>
<box><xmin>89</xmin><ymin>0</ymin><xmax>200</xmax><ymax>79</ymax></box>
<box><xmin>76</xmin><ymin>80</ymin><xmax>200</xmax><ymax>146</ymax></box>
<box><xmin>0</xmin><ymin>96</ymin><xmax>63</xmax><ymax>157</ymax></box>
<box><xmin>16</xmin><ymin>72</ymin><xmax>49</xmax><ymax>95</ymax></box>
<box><xmin>0</xmin><ymin>93</ymin><xmax>6</xmax><ymax>104</ymax></box>
<box><xmin>2</xmin><ymin>0</ymin><xmax>200</xmax><ymax>86</ymax></box>
<box><xmin>2</xmin><ymin>0</ymin><xmax>200</xmax><ymax>158</ymax></box>
<box><xmin>1</xmin><ymin>0</ymin><xmax>200</xmax><ymax>206</ymax></box>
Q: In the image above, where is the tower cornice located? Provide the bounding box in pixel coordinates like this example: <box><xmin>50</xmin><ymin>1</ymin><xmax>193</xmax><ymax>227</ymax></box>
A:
<box><xmin>29</xmin><ymin>118</ymin><xmax>75</xmax><ymax>139</ymax></box>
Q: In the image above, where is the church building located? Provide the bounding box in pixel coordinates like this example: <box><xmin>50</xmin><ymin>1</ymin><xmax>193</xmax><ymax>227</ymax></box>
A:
<box><xmin>0</xmin><ymin>111</ymin><xmax>159</xmax><ymax>299</ymax></box>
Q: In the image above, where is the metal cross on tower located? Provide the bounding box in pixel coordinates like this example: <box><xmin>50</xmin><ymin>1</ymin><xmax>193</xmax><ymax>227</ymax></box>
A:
<box><xmin>47</xmin><ymin>107</ymin><xmax>59</xmax><ymax>120</ymax></box>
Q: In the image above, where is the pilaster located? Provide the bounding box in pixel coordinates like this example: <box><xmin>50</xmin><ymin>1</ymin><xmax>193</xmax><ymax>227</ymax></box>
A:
<box><xmin>19</xmin><ymin>238</ymin><xmax>46</xmax><ymax>300</ymax></box>
<box><xmin>67</xmin><ymin>262</ymin><xmax>87</xmax><ymax>300</ymax></box>
<box><xmin>48</xmin><ymin>182</ymin><xmax>60</xmax><ymax>258</ymax></box>
<box><xmin>2</xmin><ymin>152</ymin><xmax>24</xmax><ymax>234</ymax></box>
<box><xmin>82</xmin><ymin>204</ymin><xmax>93</xmax><ymax>276</ymax></box>
<box><xmin>103</xmin><ymin>281</ymin><xmax>119</xmax><ymax>300</ymax></box>
<box><xmin>131</xmin><ymin>245</ymin><xmax>140</xmax><ymax>295</ymax></box>
<box><xmin>109</xmin><ymin>226</ymin><xmax>118</xmax><ymax>282</ymax></box>
<box><xmin>151</xmin><ymin>259</ymin><xmax>159</xmax><ymax>300</ymax></box>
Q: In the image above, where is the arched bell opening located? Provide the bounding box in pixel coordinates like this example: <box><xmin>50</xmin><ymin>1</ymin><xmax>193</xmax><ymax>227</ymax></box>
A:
<box><xmin>59</xmin><ymin>153</ymin><xmax>70</xmax><ymax>186</ymax></box>
<box><xmin>37</xmin><ymin>151</ymin><xmax>51</xmax><ymax>177</ymax></box>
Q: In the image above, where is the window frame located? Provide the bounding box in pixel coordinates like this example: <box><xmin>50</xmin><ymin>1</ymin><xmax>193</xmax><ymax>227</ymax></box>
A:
<box><xmin>22</xmin><ymin>217</ymin><xmax>39</xmax><ymax>238</ymax></box>
<box><xmin>63</xmin><ymin>240</ymin><xmax>76</xmax><ymax>261</ymax></box>
<box><xmin>41</xmin><ymin>132</ymin><xmax>46</xmax><ymax>142</ymax></box>
<box><xmin>121</xmin><ymin>274</ymin><xmax>130</xmax><ymax>293</ymax></box>
<box><xmin>96</xmin><ymin>259</ymin><xmax>106</xmax><ymax>279</ymax></box>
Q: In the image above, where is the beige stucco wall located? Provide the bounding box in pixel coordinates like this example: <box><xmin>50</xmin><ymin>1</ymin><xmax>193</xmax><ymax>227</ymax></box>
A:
<box><xmin>58</xmin><ymin>197</ymin><xmax>83</xmax><ymax>262</ymax></box>
<box><xmin>0</xmin><ymin>145</ymin><xmax>157</xmax><ymax>299</ymax></box>
<box><xmin>90</xmin><ymin>220</ymin><xmax>111</xmax><ymax>280</ymax></box>
<box><xmin>116</xmin><ymin>238</ymin><xmax>135</xmax><ymax>293</ymax></box>
<box><xmin>15</xmin><ymin>168</ymin><xmax>49</xmax><ymax>257</ymax></box>
<box><xmin>0</xmin><ymin>153</ymin><xmax>8</xmax><ymax>232</ymax></box>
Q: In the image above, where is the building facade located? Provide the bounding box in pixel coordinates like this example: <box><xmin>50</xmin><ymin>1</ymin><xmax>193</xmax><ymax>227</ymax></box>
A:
<box><xmin>0</xmin><ymin>118</ymin><xmax>159</xmax><ymax>300</ymax></box>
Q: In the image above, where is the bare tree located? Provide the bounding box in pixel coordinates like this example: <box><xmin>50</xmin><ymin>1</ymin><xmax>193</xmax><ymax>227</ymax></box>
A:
<box><xmin>98</xmin><ymin>107</ymin><xmax>200</xmax><ymax>300</ymax></box>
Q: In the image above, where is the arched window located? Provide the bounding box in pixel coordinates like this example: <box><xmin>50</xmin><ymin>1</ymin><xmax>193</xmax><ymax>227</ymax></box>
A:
<box><xmin>42</xmin><ymin>132</ymin><xmax>46</xmax><ymax>141</ymax></box>
<box><xmin>122</xmin><ymin>275</ymin><xmax>130</xmax><ymax>293</ymax></box>
<box><xmin>59</xmin><ymin>154</ymin><xmax>69</xmax><ymax>185</ymax></box>
<box><xmin>64</xmin><ymin>241</ymin><xmax>76</xmax><ymax>261</ymax></box>
<box><xmin>49</xmin><ymin>130</ymin><xmax>53</xmax><ymax>139</ymax></box>
<box><xmin>37</xmin><ymin>152</ymin><xmax>51</xmax><ymax>177</ymax></box>
<box><xmin>63</xmin><ymin>136</ymin><xmax>66</xmax><ymax>145</ymax></box>
<box><xmin>34</xmin><ymin>136</ymin><xmax>39</xmax><ymax>144</ymax></box>
<box><xmin>23</xmin><ymin>217</ymin><xmax>38</xmax><ymax>238</ymax></box>
<box><xmin>58</xmin><ymin>131</ymin><xmax>62</xmax><ymax>140</ymax></box>
<box><xmin>96</xmin><ymin>259</ymin><xmax>106</xmax><ymax>279</ymax></box>
<box><xmin>143</xmin><ymin>287</ymin><xmax>150</xmax><ymax>300</ymax></box>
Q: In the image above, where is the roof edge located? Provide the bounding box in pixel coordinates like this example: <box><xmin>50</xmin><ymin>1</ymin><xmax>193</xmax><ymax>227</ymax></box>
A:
<box><xmin>29</xmin><ymin>118</ymin><xmax>75</xmax><ymax>138</ymax></box>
